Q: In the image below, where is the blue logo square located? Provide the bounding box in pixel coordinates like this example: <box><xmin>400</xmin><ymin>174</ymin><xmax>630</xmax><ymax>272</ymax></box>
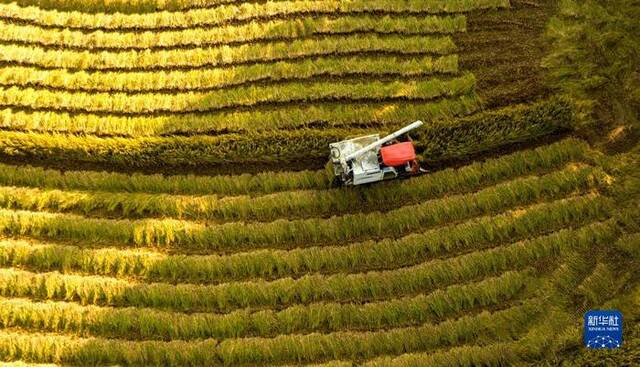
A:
<box><xmin>583</xmin><ymin>310</ymin><xmax>623</xmax><ymax>349</ymax></box>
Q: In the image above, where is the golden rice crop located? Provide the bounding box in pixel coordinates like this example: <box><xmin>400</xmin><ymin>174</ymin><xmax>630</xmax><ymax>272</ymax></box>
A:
<box><xmin>0</xmin><ymin>302</ymin><xmax>534</xmax><ymax>365</ymax></box>
<box><xmin>0</xmin><ymin>270</ymin><xmax>534</xmax><ymax>340</ymax></box>
<box><xmin>0</xmin><ymin>132</ymin><xmax>586</xmax><ymax>223</ymax></box>
<box><xmin>0</xmin><ymin>0</ymin><xmax>510</xmax><ymax>29</ymax></box>
<box><xmin>0</xmin><ymin>194</ymin><xmax>612</xmax><ymax>284</ymax></box>
<box><xmin>0</xmin><ymin>34</ymin><xmax>456</xmax><ymax>70</ymax></box>
<box><xmin>0</xmin><ymin>15</ymin><xmax>466</xmax><ymax>49</ymax></box>
<box><xmin>0</xmin><ymin>94</ymin><xmax>479</xmax><ymax>136</ymax></box>
<box><xmin>0</xmin><ymin>220</ymin><xmax>620</xmax><ymax>313</ymax></box>
<box><xmin>0</xmin><ymin>165</ymin><xmax>610</xmax><ymax>252</ymax></box>
<box><xmin>0</xmin><ymin>136</ymin><xmax>589</xmax><ymax>195</ymax></box>
<box><xmin>0</xmin><ymin>55</ymin><xmax>459</xmax><ymax>92</ymax></box>
<box><xmin>0</xmin><ymin>75</ymin><xmax>476</xmax><ymax>114</ymax></box>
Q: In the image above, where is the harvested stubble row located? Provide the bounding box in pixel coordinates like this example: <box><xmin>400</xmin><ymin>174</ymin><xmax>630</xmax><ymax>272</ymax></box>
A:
<box><xmin>0</xmin><ymin>301</ymin><xmax>534</xmax><ymax>366</ymax></box>
<box><xmin>455</xmin><ymin>30</ymin><xmax>522</xmax><ymax>52</ymax></box>
<box><xmin>0</xmin><ymin>15</ymin><xmax>466</xmax><ymax>50</ymax></box>
<box><xmin>0</xmin><ymin>95</ymin><xmax>479</xmax><ymax>136</ymax></box>
<box><xmin>0</xmin><ymin>75</ymin><xmax>476</xmax><ymax>114</ymax></box>
<box><xmin>0</xmin><ymin>165</ymin><xmax>610</xmax><ymax>253</ymax></box>
<box><xmin>0</xmin><ymin>220</ymin><xmax>621</xmax><ymax>313</ymax></box>
<box><xmin>0</xmin><ymin>55</ymin><xmax>459</xmax><ymax>93</ymax></box>
<box><xmin>0</xmin><ymin>137</ymin><xmax>588</xmax><ymax>222</ymax></box>
<box><xmin>0</xmin><ymin>35</ymin><xmax>456</xmax><ymax>71</ymax></box>
<box><xmin>0</xmin><ymin>0</ymin><xmax>511</xmax><ymax>30</ymax></box>
<box><xmin>0</xmin><ymin>270</ymin><xmax>534</xmax><ymax>340</ymax></box>
<box><xmin>0</xmin><ymin>194</ymin><xmax>612</xmax><ymax>284</ymax></box>
<box><xmin>454</xmin><ymin>1</ymin><xmax>553</xmax><ymax>108</ymax></box>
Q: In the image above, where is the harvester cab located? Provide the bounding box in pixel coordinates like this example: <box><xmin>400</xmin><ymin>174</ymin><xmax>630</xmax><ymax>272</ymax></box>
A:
<box><xmin>329</xmin><ymin>120</ymin><xmax>425</xmax><ymax>186</ymax></box>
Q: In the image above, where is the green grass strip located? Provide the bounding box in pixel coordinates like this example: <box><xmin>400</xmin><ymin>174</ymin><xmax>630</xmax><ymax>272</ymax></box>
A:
<box><xmin>0</xmin><ymin>137</ymin><xmax>591</xmax><ymax>222</ymax></box>
<box><xmin>0</xmin><ymin>301</ymin><xmax>534</xmax><ymax>366</ymax></box>
<box><xmin>0</xmin><ymin>166</ymin><xmax>611</xmax><ymax>253</ymax></box>
<box><xmin>0</xmin><ymin>194</ymin><xmax>613</xmax><ymax>284</ymax></box>
<box><xmin>0</xmin><ymin>34</ymin><xmax>456</xmax><ymax>70</ymax></box>
<box><xmin>0</xmin><ymin>219</ymin><xmax>620</xmax><ymax>313</ymax></box>
<box><xmin>0</xmin><ymin>15</ymin><xmax>465</xmax><ymax>49</ymax></box>
<box><xmin>0</xmin><ymin>270</ymin><xmax>533</xmax><ymax>340</ymax></box>
<box><xmin>0</xmin><ymin>55</ymin><xmax>459</xmax><ymax>93</ymax></box>
<box><xmin>0</xmin><ymin>0</ymin><xmax>510</xmax><ymax>30</ymax></box>
<box><xmin>0</xmin><ymin>75</ymin><xmax>476</xmax><ymax>114</ymax></box>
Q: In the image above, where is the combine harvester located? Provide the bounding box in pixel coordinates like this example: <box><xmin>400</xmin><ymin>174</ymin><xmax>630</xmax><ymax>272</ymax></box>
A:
<box><xmin>329</xmin><ymin>121</ymin><xmax>426</xmax><ymax>186</ymax></box>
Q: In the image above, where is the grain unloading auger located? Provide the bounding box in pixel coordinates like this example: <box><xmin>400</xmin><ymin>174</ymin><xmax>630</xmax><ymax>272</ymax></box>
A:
<box><xmin>329</xmin><ymin>120</ymin><xmax>426</xmax><ymax>186</ymax></box>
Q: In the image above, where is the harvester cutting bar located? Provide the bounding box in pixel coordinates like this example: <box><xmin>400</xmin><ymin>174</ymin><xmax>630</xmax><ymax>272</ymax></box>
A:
<box><xmin>344</xmin><ymin>120</ymin><xmax>424</xmax><ymax>162</ymax></box>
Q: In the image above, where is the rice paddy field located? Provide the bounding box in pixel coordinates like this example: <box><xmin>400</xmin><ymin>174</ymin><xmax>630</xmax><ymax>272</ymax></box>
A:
<box><xmin>0</xmin><ymin>0</ymin><xmax>638</xmax><ymax>365</ymax></box>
